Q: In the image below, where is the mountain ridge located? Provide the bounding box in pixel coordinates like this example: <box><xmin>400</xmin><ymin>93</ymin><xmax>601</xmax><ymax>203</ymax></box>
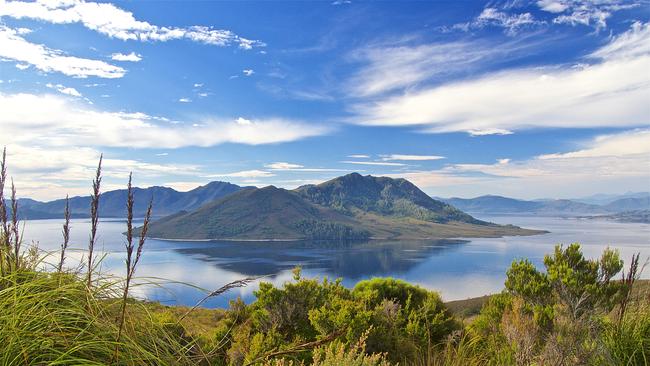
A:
<box><xmin>15</xmin><ymin>181</ymin><xmax>244</xmax><ymax>219</ymax></box>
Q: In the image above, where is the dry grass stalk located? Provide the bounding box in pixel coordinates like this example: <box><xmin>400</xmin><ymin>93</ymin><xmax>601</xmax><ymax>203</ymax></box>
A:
<box><xmin>0</xmin><ymin>147</ymin><xmax>8</xmax><ymax>276</ymax></box>
<box><xmin>115</xmin><ymin>173</ymin><xmax>153</xmax><ymax>356</ymax></box>
<box><xmin>58</xmin><ymin>196</ymin><xmax>71</xmax><ymax>272</ymax></box>
<box><xmin>617</xmin><ymin>253</ymin><xmax>648</xmax><ymax>324</ymax></box>
<box><xmin>10</xmin><ymin>179</ymin><xmax>20</xmax><ymax>269</ymax></box>
<box><xmin>178</xmin><ymin>277</ymin><xmax>259</xmax><ymax>323</ymax></box>
<box><xmin>86</xmin><ymin>154</ymin><xmax>102</xmax><ymax>288</ymax></box>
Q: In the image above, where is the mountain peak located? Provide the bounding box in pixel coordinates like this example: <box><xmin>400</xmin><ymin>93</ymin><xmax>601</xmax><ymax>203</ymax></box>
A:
<box><xmin>296</xmin><ymin>174</ymin><xmax>481</xmax><ymax>224</ymax></box>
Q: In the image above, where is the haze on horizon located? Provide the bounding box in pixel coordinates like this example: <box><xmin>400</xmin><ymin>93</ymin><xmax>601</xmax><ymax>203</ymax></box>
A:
<box><xmin>0</xmin><ymin>0</ymin><xmax>649</xmax><ymax>201</ymax></box>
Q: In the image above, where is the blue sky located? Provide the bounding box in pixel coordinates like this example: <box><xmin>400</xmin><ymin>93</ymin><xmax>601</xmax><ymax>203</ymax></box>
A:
<box><xmin>0</xmin><ymin>0</ymin><xmax>649</xmax><ymax>200</ymax></box>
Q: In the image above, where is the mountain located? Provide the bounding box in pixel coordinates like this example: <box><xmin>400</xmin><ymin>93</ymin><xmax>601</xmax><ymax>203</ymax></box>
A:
<box><xmin>443</xmin><ymin>195</ymin><xmax>541</xmax><ymax>214</ymax></box>
<box><xmin>144</xmin><ymin>173</ymin><xmax>542</xmax><ymax>241</ymax></box>
<box><xmin>604</xmin><ymin>196</ymin><xmax>650</xmax><ymax>212</ymax></box>
<box><xmin>572</xmin><ymin>192</ymin><xmax>650</xmax><ymax>205</ymax></box>
<box><xmin>295</xmin><ymin>173</ymin><xmax>483</xmax><ymax>224</ymax></box>
<box><xmin>443</xmin><ymin>195</ymin><xmax>612</xmax><ymax>216</ymax></box>
<box><xmin>145</xmin><ymin>186</ymin><xmax>369</xmax><ymax>240</ymax></box>
<box><xmin>14</xmin><ymin>181</ymin><xmax>243</xmax><ymax>219</ymax></box>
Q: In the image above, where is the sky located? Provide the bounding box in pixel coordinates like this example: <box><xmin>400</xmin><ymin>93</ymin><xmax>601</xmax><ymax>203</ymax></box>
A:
<box><xmin>0</xmin><ymin>0</ymin><xmax>649</xmax><ymax>201</ymax></box>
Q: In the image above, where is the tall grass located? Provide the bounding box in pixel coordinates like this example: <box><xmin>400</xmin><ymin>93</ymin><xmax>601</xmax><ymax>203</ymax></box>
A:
<box><xmin>0</xmin><ymin>150</ymin><xmax>204</xmax><ymax>365</ymax></box>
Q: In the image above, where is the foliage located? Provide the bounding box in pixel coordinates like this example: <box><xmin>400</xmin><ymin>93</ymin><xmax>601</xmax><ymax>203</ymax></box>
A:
<box><xmin>293</xmin><ymin>219</ymin><xmax>371</xmax><ymax>240</ymax></box>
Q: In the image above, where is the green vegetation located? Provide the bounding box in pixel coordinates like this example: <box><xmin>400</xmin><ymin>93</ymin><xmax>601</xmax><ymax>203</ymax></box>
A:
<box><xmin>293</xmin><ymin>219</ymin><xmax>371</xmax><ymax>240</ymax></box>
<box><xmin>144</xmin><ymin>173</ymin><xmax>544</xmax><ymax>240</ymax></box>
<box><xmin>0</xmin><ymin>152</ymin><xmax>648</xmax><ymax>365</ymax></box>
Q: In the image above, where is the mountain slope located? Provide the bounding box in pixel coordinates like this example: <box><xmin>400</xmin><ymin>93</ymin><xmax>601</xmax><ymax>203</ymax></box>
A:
<box><xmin>145</xmin><ymin>174</ymin><xmax>542</xmax><ymax>240</ymax></box>
<box><xmin>16</xmin><ymin>181</ymin><xmax>243</xmax><ymax>219</ymax></box>
<box><xmin>145</xmin><ymin>186</ymin><xmax>370</xmax><ymax>240</ymax></box>
<box><xmin>296</xmin><ymin>173</ymin><xmax>483</xmax><ymax>224</ymax></box>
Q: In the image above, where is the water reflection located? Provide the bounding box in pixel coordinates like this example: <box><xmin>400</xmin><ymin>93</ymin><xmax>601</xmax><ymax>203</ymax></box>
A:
<box><xmin>174</xmin><ymin>239</ymin><xmax>466</xmax><ymax>278</ymax></box>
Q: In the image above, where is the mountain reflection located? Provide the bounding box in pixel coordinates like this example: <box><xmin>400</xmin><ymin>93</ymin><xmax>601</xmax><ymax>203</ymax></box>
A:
<box><xmin>173</xmin><ymin>239</ymin><xmax>466</xmax><ymax>279</ymax></box>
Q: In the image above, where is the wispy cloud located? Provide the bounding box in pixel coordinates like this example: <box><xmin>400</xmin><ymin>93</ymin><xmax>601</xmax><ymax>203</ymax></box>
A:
<box><xmin>346</xmin><ymin>36</ymin><xmax>541</xmax><ymax>97</ymax></box>
<box><xmin>351</xmin><ymin>21</ymin><xmax>650</xmax><ymax>135</ymax></box>
<box><xmin>208</xmin><ymin>170</ymin><xmax>275</xmax><ymax>178</ymax></box>
<box><xmin>0</xmin><ymin>25</ymin><xmax>125</xmax><ymax>78</ymax></box>
<box><xmin>243</xmin><ymin>69</ymin><xmax>254</xmax><ymax>76</ymax></box>
<box><xmin>347</xmin><ymin>154</ymin><xmax>370</xmax><ymax>159</ymax></box>
<box><xmin>45</xmin><ymin>83</ymin><xmax>82</xmax><ymax>97</ymax></box>
<box><xmin>178</xmin><ymin>97</ymin><xmax>191</xmax><ymax>103</ymax></box>
<box><xmin>449</xmin><ymin>7</ymin><xmax>544</xmax><ymax>35</ymax></box>
<box><xmin>536</xmin><ymin>0</ymin><xmax>641</xmax><ymax>31</ymax></box>
<box><xmin>264</xmin><ymin>162</ymin><xmax>355</xmax><ymax>172</ymax></box>
<box><xmin>265</xmin><ymin>162</ymin><xmax>303</xmax><ymax>170</ymax></box>
<box><xmin>341</xmin><ymin>161</ymin><xmax>407</xmax><ymax>167</ymax></box>
<box><xmin>0</xmin><ymin>0</ymin><xmax>264</xmax><ymax>49</ymax></box>
<box><xmin>380</xmin><ymin>154</ymin><xmax>445</xmax><ymax>161</ymax></box>
<box><xmin>110</xmin><ymin>51</ymin><xmax>142</xmax><ymax>62</ymax></box>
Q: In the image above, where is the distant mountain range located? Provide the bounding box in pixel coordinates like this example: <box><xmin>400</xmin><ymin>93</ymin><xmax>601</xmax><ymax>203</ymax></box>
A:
<box><xmin>143</xmin><ymin>173</ymin><xmax>541</xmax><ymax>241</ymax></box>
<box><xmin>441</xmin><ymin>193</ymin><xmax>649</xmax><ymax>216</ymax></box>
<box><xmin>15</xmin><ymin>181</ymin><xmax>243</xmax><ymax>219</ymax></box>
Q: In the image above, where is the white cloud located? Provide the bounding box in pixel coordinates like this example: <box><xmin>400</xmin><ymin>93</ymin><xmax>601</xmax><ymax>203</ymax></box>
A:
<box><xmin>351</xmin><ymin>22</ymin><xmax>650</xmax><ymax>135</ymax></box>
<box><xmin>347</xmin><ymin>154</ymin><xmax>370</xmax><ymax>158</ymax></box>
<box><xmin>110</xmin><ymin>51</ymin><xmax>142</xmax><ymax>62</ymax></box>
<box><xmin>243</xmin><ymin>69</ymin><xmax>254</xmax><ymax>76</ymax></box>
<box><xmin>265</xmin><ymin>162</ymin><xmax>304</xmax><ymax>170</ymax></box>
<box><xmin>390</xmin><ymin>129</ymin><xmax>650</xmax><ymax>199</ymax></box>
<box><xmin>380</xmin><ymin>154</ymin><xmax>445</xmax><ymax>161</ymax></box>
<box><xmin>193</xmin><ymin>83</ymin><xmax>203</xmax><ymax>87</ymax></box>
<box><xmin>0</xmin><ymin>25</ymin><xmax>125</xmax><ymax>78</ymax></box>
<box><xmin>208</xmin><ymin>170</ymin><xmax>275</xmax><ymax>178</ymax></box>
<box><xmin>0</xmin><ymin>0</ymin><xmax>264</xmax><ymax>49</ymax></box>
<box><xmin>536</xmin><ymin>0</ymin><xmax>640</xmax><ymax>30</ymax></box>
<box><xmin>341</xmin><ymin>161</ymin><xmax>407</xmax><ymax>167</ymax></box>
<box><xmin>0</xmin><ymin>92</ymin><xmax>330</xmax><ymax>149</ymax></box>
<box><xmin>346</xmin><ymin>37</ymin><xmax>539</xmax><ymax>97</ymax></box>
<box><xmin>452</xmin><ymin>7</ymin><xmax>544</xmax><ymax>35</ymax></box>
<box><xmin>45</xmin><ymin>82</ymin><xmax>82</xmax><ymax>97</ymax></box>
<box><xmin>178</xmin><ymin>97</ymin><xmax>191</xmax><ymax>103</ymax></box>
<box><xmin>264</xmin><ymin>162</ymin><xmax>353</xmax><ymax>172</ymax></box>
<box><xmin>538</xmin><ymin>128</ymin><xmax>650</xmax><ymax>159</ymax></box>
<box><xmin>591</xmin><ymin>21</ymin><xmax>650</xmax><ymax>60</ymax></box>
<box><xmin>536</xmin><ymin>0</ymin><xmax>568</xmax><ymax>13</ymax></box>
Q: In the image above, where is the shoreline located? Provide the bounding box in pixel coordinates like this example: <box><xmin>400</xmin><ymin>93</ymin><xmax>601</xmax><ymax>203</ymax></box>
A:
<box><xmin>147</xmin><ymin>228</ymin><xmax>548</xmax><ymax>243</ymax></box>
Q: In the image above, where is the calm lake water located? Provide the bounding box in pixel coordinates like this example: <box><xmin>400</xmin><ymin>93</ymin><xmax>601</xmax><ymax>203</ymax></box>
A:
<box><xmin>22</xmin><ymin>215</ymin><xmax>650</xmax><ymax>308</ymax></box>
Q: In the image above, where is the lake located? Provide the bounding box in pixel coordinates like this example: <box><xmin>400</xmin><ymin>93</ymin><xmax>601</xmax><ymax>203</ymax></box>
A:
<box><xmin>21</xmin><ymin>215</ymin><xmax>650</xmax><ymax>308</ymax></box>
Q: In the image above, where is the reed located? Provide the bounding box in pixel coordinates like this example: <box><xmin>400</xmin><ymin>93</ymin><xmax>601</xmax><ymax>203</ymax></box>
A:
<box><xmin>115</xmin><ymin>172</ymin><xmax>153</xmax><ymax>357</ymax></box>
<box><xmin>87</xmin><ymin>154</ymin><xmax>102</xmax><ymax>288</ymax></box>
<box><xmin>57</xmin><ymin>195</ymin><xmax>71</xmax><ymax>273</ymax></box>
